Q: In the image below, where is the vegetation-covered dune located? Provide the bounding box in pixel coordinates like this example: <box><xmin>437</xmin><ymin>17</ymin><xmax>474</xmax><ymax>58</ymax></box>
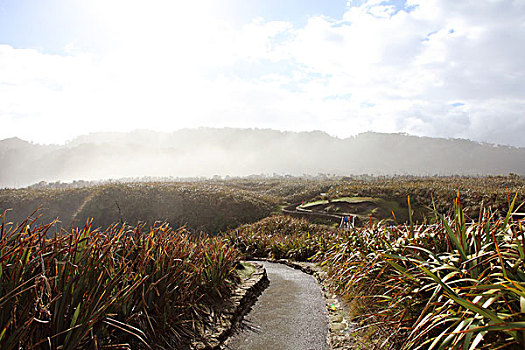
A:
<box><xmin>0</xmin><ymin>182</ymin><xmax>277</xmax><ymax>234</ymax></box>
<box><xmin>326</xmin><ymin>175</ymin><xmax>525</xmax><ymax>220</ymax></box>
<box><xmin>2</xmin><ymin>175</ymin><xmax>523</xmax><ymax>232</ymax></box>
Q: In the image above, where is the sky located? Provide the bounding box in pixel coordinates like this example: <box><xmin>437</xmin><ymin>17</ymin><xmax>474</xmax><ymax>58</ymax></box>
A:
<box><xmin>0</xmin><ymin>0</ymin><xmax>524</xmax><ymax>146</ymax></box>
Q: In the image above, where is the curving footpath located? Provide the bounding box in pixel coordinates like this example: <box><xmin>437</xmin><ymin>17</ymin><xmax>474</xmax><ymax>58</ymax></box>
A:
<box><xmin>224</xmin><ymin>261</ymin><xmax>329</xmax><ymax>350</ymax></box>
<box><xmin>282</xmin><ymin>202</ymin><xmax>367</xmax><ymax>226</ymax></box>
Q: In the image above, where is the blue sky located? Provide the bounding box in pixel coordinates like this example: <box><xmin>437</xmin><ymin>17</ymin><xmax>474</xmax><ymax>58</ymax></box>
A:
<box><xmin>0</xmin><ymin>0</ymin><xmax>91</xmax><ymax>52</ymax></box>
<box><xmin>0</xmin><ymin>0</ymin><xmax>349</xmax><ymax>53</ymax></box>
<box><xmin>218</xmin><ymin>0</ymin><xmax>349</xmax><ymax>26</ymax></box>
<box><xmin>1</xmin><ymin>0</ymin><xmax>524</xmax><ymax>147</ymax></box>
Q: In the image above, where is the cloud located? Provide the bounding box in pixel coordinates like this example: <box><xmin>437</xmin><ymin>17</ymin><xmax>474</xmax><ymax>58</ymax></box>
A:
<box><xmin>278</xmin><ymin>0</ymin><xmax>525</xmax><ymax>145</ymax></box>
<box><xmin>1</xmin><ymin>0</ymin><xmax>525</xmax><ymax>147</ymax></box>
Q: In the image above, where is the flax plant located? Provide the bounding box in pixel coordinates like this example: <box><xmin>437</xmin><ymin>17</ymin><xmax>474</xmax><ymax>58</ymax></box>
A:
<box><xmin>321</xmin><ymin>196</ymin><xmax>525</xmax><ymax>349</ymax></box>
<box><xmin>0</xmin><ymin>212</ymin><xmax>239</xmax><ymax>349</ymax></box>
<box><xmin>383</xmin><ymin>195</ymin><xmax>525</xmax><ymax>349</ymax></box>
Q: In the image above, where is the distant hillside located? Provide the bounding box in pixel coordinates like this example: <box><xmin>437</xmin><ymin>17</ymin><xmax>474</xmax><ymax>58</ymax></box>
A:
<box><xmin>0</xmin><ymin>182</ymin><xmax>277</xmax><ymax>233</ymax></box>
<box><xmin>1</xmin><ymin>128</ymin><xmax>525</xmax><ymax>187</ymax></box>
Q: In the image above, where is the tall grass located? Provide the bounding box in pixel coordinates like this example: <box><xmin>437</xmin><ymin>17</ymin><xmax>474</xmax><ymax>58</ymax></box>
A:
<box><xmin>225</xmin><ymin>215</ymin><xmax>333</xmax><ymax>261</ymax></box>
<box><xmin>321</xmin><ymin>197</ymin><xmax>525</xmax><ymax>349</ymax></box>
<box><xmin>0</xmin><ymin>212</ymin><xmax>239</xmax><ymax>349</ymax></box>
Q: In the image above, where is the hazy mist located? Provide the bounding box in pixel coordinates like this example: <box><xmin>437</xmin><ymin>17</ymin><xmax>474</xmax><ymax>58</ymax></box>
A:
<box><xmin>1</xmin><ymin>128</ymin><xmax>524</xmax><ymax>188</ymax></box>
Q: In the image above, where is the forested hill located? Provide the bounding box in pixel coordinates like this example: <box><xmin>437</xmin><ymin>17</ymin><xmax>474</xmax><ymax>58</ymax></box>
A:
<box><xmin>1</xmin><ymin>128</ymin><xmax>524</xmax><ymax>187</ymax></box>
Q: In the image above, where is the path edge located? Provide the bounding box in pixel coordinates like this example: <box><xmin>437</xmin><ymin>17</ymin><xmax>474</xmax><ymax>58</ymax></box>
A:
<box><xmin>251</xmin><ymin>257</ymin><xmax>354</xmax><ymax>350</ymax></box>
<box><xmin>191</xmin><ymin>262</ymin><xmax>269</xmax><ymax>350</ymax></box>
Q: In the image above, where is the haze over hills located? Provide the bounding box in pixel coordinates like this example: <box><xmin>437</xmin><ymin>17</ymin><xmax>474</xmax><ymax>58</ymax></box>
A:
<box><xmin>1</xmin><ymin>128</ymin><xmax>524</xmax><ymax>188</ymax></box>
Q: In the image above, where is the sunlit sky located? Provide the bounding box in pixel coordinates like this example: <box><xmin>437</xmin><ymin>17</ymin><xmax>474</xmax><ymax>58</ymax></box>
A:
<box><xmin>1</xmin><ymin>0</ymin><xmax>524</xmax><ymax>146</ymax></box>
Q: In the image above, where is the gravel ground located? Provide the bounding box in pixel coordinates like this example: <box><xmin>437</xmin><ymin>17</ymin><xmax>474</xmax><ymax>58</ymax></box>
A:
<box><xmin>224</xmin><ymin>261</ymin><xmax>329</xmax><ymax>350</ymax></box>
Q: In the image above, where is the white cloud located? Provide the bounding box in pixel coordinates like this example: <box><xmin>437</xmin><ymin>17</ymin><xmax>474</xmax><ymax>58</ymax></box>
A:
<box><xmin>278</xmin><ymin>0</ymin><xmax>525</xmax><ymax>145</ymax></box>
<box><xmin>1</xmin><ymin>0</ymin><xmax>525</xmax><ymax>147</ymax></box>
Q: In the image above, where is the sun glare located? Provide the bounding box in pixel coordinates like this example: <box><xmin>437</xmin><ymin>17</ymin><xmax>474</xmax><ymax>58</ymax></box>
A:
<box><xmin>89</xmin><ymin>0</ymin><xmax>218</xmax><ymax>40</ymax></box>
<box><xmin>75</xmin><ymin>0</ymin><xmax>233</xmax><ymax>131</ymax></box>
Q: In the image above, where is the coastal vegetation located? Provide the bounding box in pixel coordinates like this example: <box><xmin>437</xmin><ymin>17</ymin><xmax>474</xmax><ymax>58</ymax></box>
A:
<box><xmin>1</xmin><ymin>175</ymin><xmax>524</xmax><ymax>348</ymax></box>
<box><xmin>228</xmin><ymin>195</ymin><xmax>525</xmax><ymax>349</ymax></box>
<box><xmin>0</xmin><ymin>214</ymin><xmax>239</xmax><ymax>349</ymax></box>
<box><xmin>0</xmin><ymin>182</ymin><xmax>277</xmax><ymax>234</ymax></box>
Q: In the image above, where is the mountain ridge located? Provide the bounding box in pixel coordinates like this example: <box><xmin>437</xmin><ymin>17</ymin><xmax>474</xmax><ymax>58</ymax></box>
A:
<box><xmin>1</xmin><ymin>128</ymin><xmax>524</xmax><ymax>187</ymax></box>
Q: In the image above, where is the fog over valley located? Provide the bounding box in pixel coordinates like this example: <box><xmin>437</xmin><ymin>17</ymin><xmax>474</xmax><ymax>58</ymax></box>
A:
<box><xmin>1</xmin><ymin>128</ymin><xmax>524</xmax><ymax>188</ymax></box>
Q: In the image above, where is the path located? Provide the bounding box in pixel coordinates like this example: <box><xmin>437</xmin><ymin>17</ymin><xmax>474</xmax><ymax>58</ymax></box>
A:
<box><xmin>224</xmin><ymin>261</ymin><xmax>329</xmax><ymax>350</ymax></box>
<box><xmin>282</xmin><ymin>202</ymin><xmax>367</xmax><ymax>226</ymax></box>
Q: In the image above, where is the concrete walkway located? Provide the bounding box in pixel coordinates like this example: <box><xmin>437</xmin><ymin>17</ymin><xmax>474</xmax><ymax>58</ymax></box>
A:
<box><xmin>224</xmin><ymin>261</ymin><xmax>329</xmax><ymax>350</ymax></box>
